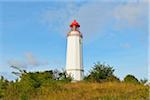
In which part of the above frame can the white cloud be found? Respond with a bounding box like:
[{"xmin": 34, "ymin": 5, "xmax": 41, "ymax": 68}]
[
  {"xmin": 25, "ymin": 52, "xmax": 39, "ymax": 66},
  {"xmin": 40, "ymin": 2, "xmax": 79, "ymax": 34},
  {"xmin": 8, "ymin": 52, "xmax": 49, "ymax": 68},
  {"xmin": 25, "ymin": 52, "xmax": 49, "ymax": 66},
  {"xmin": 40, "ymin": 2, "xmax": 112, "ymax": 42},
  {"xmin": 113, "ymin": 2, "xmax": 148, "ymax": 29},
  {"xmin": 40, "ymin": 1, "xmax": 148, "ymax": 43}
]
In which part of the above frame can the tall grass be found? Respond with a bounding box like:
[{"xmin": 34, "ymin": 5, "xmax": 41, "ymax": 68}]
[{"xmin": 3, "ymin": 82, "xmax": 149, "ymax": 100}]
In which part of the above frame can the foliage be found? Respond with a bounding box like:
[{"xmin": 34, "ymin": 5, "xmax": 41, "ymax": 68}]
[
  {"xmin": 124, "ymin": 74, "xmax": 140, "ymax": 84},
  {"xmin": 0, "ymin": 63, "xmax": 148, "ymax": 99},
  {"xmin": 0, "ymin": 76, "xmax": 9, "ymax": 98},
  {"xmin": 140, "ymin": 78, "xmax": 148, "ymax": 84},
  {"xmin": 10, "ymin": 65, "xmax": 26, "ymax": 77},
  {"xmin": 0, "ymin": 69, "xmax": 72, "ymax": 99},
  {"xmin": 58, "ymin": 71, "xmax": 72, "ymax": 82},
  {"xmin": 1, "ymin": 81, "xmax": 149, "ymax": 100},
  {"xmin": 106, "ymin": 75, "xmax": 120, "ymax": 82},
  {"xmin": 84, "ymin": 62, "xmax": 115, "ymax": 82}
]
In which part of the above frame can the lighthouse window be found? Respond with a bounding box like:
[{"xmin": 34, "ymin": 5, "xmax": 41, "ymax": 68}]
[{"xmin": 71, "ymin": 26, "xmax": 79, "ymax": 31}]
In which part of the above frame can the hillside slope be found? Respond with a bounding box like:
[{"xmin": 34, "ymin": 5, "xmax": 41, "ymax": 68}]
[{"xmin": 3, "ymin": 82, "xmax": 149, "ymax": 100}]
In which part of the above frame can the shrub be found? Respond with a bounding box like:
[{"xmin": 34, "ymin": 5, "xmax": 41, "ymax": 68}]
[
  {"xmin": 140, "ymin": 78, "xmax": 148, "ymax": 84},
  {"xmin": 124, "ymin": 74, "xmax": 139, "ymax": 84},
  {"xmin": 106, "ymin": 75, "xmax": 120, "ymax": 82},
  {"xmin": 58, "ymin": 71, "xmax": 72, "ymax": 82},
  {"xmin": 84, "ymin": 62, "xmax": 115, "ymax": 82}
]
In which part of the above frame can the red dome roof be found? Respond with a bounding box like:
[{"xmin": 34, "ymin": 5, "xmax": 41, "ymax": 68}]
[{"xmin": 70, "ymin": 20, "xmax": 80, "ymax": 27}]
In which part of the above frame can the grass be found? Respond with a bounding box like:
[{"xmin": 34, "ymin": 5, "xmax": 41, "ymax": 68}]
[{"xmin": 5, "ymin": 82, "xmax": 148, "ymax": 100}]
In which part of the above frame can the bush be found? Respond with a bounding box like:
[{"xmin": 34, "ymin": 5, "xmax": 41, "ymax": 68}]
[
  {"xmin": 140, "ymin": 78, "xmax": 148, "ymax": 84},
  {"xmin": 84, "ymin": 62, "xmax": 115, "ymax": 82},
  {"xmin": 106, "ymin": 75, "xmax": 120, "ymax": 82},
  {"xmin": 0, "ymin": 76, "xmax": 9, "ymax": 98},
  {"xmin": 58, "ymin": 71, "xmax": 72, "ymax": 82},
  {"xmin": 124, "ymin": 74, "xmax": 139, "ymax": 84},
  {"xmin": 0, "ymin": 67, "xmax": 148, "ymax": 99}
]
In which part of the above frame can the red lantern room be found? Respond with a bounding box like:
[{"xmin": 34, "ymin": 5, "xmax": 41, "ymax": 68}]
[
  {"xmin": 70, "ymin": 20, "xmax": 80, "ymax": 31},
  {"xmin": 68, "ymin": 20, "xmax": 82, "ymax": 38},
  {"xmin": 70, "ymin": 20, "xmax": 80, "ymax": 28}
]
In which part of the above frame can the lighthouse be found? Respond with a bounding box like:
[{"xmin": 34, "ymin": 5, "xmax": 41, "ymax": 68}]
[{"xmin": 66, "ymin": 20, "xmax": 84, "ymax": 81}]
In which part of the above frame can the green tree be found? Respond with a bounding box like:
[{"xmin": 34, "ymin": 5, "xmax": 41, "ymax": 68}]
[
  {"xmin": 10, "ymin": 65, "xmax": 26, "ymax": 77},
  {"xmin": 19, "ymin": 70, "xmax": 54, "ymax": 88},
  {"xmin": 84, "ymin": 62, "xmax": 115, "ymax": 82},
  {"xmin": 124, "ymin": 74, "xmax": 139, "ymax": 84},
  {"xmin": 0, "ymin": 76, "xmax": 9, "ymax": 98}
]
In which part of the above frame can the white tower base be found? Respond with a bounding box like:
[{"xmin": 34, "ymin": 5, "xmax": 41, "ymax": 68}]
[{"xmin": 66, "ymin": 33, "xmax": 83, "ymax": 81}]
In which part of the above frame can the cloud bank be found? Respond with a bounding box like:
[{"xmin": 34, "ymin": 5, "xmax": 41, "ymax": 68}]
[{"xmin": 40, "ymin": 1, "xmax": 148, "ymax": 43}]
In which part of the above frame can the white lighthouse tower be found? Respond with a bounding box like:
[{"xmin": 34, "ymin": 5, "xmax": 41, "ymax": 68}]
[{"xmin": 66, "ymin": 20, "xmax": 83, "ymax": 81}]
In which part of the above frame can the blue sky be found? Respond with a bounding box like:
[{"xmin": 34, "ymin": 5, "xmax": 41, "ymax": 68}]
[{"xmin": 0, "ymin": 0, "xmax": 149, "ymax": 80}]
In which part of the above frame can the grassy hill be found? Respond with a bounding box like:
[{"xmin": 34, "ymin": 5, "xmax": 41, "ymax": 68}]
[
  {"xmin": 34, "ymin": 82, "xmax": 149, "ymax": 100},
  {"xmin": 1, "ymin": 81, "xmax": 149, "ymax": 100},
  {"xmin": 1, "ymin": 63, "xmax": 149, "ymax": 100}
]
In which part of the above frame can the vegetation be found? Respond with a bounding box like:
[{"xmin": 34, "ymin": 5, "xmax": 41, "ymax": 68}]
[
  {"xmin": 124, "ymin": 74, "xmax": 140, "ymax": 84},
  {"xmin": 140, "ymin": 78, "xmax": 148, "ymax": 84},
  {"xmin": 84, "ymin": 62, "xmax": 119, "ymax": 82},
  {"xmin": 0, "ymin": 62, "xmax": 149, "ymax": 100}
]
